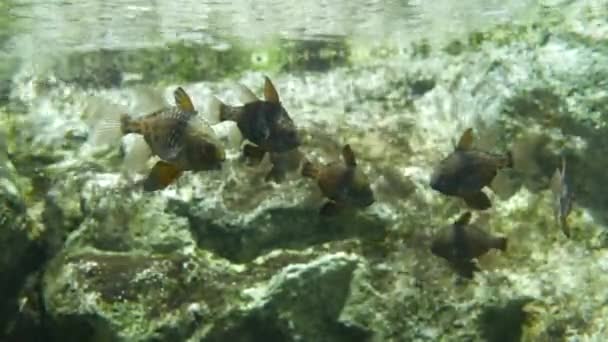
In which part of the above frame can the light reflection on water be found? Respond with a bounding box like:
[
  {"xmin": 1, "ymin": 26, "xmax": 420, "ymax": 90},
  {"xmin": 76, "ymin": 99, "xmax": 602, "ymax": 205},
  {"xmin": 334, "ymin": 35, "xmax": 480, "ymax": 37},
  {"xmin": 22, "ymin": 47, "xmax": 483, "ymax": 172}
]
[{"xmin": 2, "ymin": 0, "xmax": 538, "ymax": 55}]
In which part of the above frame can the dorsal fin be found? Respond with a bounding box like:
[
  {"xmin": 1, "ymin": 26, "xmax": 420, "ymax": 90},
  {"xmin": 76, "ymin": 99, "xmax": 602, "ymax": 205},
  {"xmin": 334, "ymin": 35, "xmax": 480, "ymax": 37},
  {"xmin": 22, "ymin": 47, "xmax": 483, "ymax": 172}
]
[
  {"xmin": 236, "ymin": 84, "xmax": 259, "ymax": 104},
  {"xmin": 174, "ymin": 87, "xmax": 195, "ymax": 112},
  {"xmin": 454, "ymin": 212, "xmax": 472, "ymax": 226},
  {"xmin": 342, "ymin": 144, "xmax": 357, "ymax": 167},
  {"xmin": 263, "ymin": 76, "xmax": 280, "ymax": 103},
  {"xmin": 456, "ymin": 128, "xmax": 474, "ymax": 150}
]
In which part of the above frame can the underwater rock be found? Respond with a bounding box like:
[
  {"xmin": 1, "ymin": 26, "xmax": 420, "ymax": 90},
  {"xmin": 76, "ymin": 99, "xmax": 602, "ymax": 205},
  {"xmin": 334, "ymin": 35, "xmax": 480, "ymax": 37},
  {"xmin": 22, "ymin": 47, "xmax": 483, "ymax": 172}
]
[
  {"xmin": 0, "ymin": 133, "xmax": 45, "ymax": 338},
  {"xmin": 204, "ymin": 252, "xmax": 364, "ymax": 342},
  {"xmin": 42, "ymin": 246, "xmax": 363, "ymax": 342},
  {"xmin": 42, "ymin": 249, "xmax": 239, "ymax": 342}
]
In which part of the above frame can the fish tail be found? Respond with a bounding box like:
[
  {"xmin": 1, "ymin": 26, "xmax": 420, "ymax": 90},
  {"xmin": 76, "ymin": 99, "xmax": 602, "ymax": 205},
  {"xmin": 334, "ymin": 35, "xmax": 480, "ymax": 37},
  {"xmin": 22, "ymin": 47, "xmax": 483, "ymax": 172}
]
[
  {"xmin": 301, "ymin": 160, "xmax": 319, "ymax": 179},
  {"xmin": 207, "ymin": 96, "xmax": 233, "ymax": 123},
  {"xmin": 91, "ymin": 112, "xmax": 130, "ymax": 146},
  {"xmin": 463, "ymin": 191, "xmax": 492, "ymax": 210},
  {"xmin": 120, "ymin": 114, "xmax": 135, "ymax": 134},
  {"xmin": 494, "ymin": 236, "xmax": 508, "ymax": 251},
  {"xmin": 122, "ymin": 135, "xmax": 152, "ymax": 175}
]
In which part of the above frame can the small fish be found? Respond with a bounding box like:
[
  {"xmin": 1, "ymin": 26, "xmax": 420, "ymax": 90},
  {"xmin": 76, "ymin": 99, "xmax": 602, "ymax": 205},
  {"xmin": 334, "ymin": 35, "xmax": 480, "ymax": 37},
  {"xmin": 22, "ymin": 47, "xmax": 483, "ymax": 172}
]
[
  {"xmin": 431, "ymin": 212, "xmax": 507, "ymax": 278},
  {"xmin": 302, "ymin": 144, "xmax": 374, "ymax": 215},
  {"xmin": 92, "ymin": 87, "xmax": 225, "ymax": 191},
  {"xmin": 208, "ymin": 76, "xmax": 300, "ymax": 162},
  {"xmin": 550, "ymin": 156, "xmax": 574, "ymax": 237},
  {"xmin": 430, "ymin": 128, "xmax": 513, "ymax": 210}
]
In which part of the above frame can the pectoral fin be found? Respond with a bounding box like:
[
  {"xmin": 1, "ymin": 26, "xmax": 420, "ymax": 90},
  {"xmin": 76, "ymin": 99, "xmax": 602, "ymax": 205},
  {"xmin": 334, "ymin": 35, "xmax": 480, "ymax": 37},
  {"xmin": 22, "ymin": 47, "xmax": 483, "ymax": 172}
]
[
  {"xmin": 242, "ymin": 143, "xmax": 266, "ymax": 166},
  {"xmin": 454, "ymin": 212, "xmax": 472, "ymax": 226},
  {"xmin": 143, "ymin": 161, "xmax": 183, "ymax": 191},
  {"xmin": 462, "ymin": 191, "xmax": 491, "ymax": 210}
]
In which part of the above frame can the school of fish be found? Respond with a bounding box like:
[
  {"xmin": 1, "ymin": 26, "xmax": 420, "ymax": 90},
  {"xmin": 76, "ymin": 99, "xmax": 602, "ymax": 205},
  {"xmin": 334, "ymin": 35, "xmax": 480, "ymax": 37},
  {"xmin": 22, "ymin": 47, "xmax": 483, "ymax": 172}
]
[{"xmin": 90, "ymin": 75, "xmax": 575, "ymax": 278}]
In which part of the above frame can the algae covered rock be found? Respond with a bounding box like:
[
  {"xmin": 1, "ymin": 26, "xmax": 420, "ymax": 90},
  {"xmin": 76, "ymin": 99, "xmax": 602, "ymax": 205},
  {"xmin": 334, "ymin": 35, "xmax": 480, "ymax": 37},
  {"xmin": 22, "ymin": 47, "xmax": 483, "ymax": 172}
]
[
  {"xmin": 0, "ymin": 127, "xmax": 45, "ymax": 337},
  {"xmin": 42, "ymin": 248, "xmax": 243, "ymax": 342},
  {"xmin": 42, "ymin": 247, "xmax": 364, "ymax": 342}
]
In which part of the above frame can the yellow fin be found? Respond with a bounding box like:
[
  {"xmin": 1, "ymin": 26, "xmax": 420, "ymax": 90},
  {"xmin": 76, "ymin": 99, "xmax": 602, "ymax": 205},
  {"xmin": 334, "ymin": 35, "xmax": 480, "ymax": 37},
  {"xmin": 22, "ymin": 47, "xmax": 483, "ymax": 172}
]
[
  {"xmin": 263, "ymin": 76, "xmax": 280, "ymax": 103},
  {"xmin": 174, "ymin": 87, "xmax": 195, "ymax": 112},
  {"xmin": 143, "ymin": 160, "xmax": 183, "ymax": 191},
  {"xmin": 456, "ymin": 128, "xmax": 474, "ymax": 150}
]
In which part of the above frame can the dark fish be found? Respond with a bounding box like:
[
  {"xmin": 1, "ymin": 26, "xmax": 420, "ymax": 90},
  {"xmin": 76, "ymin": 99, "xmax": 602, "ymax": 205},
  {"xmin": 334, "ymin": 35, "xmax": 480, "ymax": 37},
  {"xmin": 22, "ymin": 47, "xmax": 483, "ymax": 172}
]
[
  {"xmin": 430, "ymin": 128, "xmax": 513, "ymax": 210},
  {"xmin": 92, "ymin": 87, "xmax": 225, "ymax": 191},
  {"xmin": 302, "ymin": 144, "xmax": 374, "ymax": 215},
  {"xmin": 209, "ymin": 76, "xmax": 300, "ymax": 160},
  {"xmin": 431, "ymin": 212, "xmax": 507, "ymax": 278},
  {"xmin": 550, "ymin": 156, "xmax": 574, "ymax": 237}
]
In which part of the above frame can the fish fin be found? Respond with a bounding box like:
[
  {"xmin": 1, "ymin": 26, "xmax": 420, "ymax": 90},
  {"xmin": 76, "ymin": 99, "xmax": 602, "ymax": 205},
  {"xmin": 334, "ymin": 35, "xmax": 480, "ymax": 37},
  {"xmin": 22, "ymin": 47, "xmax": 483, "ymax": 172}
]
[
  {"xmin": 206, "ymin": 96, "xmax": 225, "ymax": 124},
  {"xmin": 242, "ymin": 143, "xmax": 266, "ymax": 166},
  {"xmin": 122, "ymin": 136, "xmax": 152, "ymax": 174},
  {"xmin": 174, "ymin": 87, "xmax": 195, "ymax": 112},
  {"xmin": 456, "ymin": 128, "xmax": 474, "ymax": 150},
  {"xmin": 550, "ymin": 167, "xmax": 562, "ymax": 195},
  {"xmin": 452, "ymin": 259, "xmax": 479, "ymax": 279},
  {"xmin": 215, "ymin": 122, "xmax": 244, "ymax": 149},
  {"xmin": 454, "ymin": 211, "xmax": 472, "ymax": 226},
  {"xmin": 320, "ymin": 201, "xmax": 341, "ymax": 216},
  {"xmin": 186, "ymin": 115, "xmax": 220, "ymax": 142},
  {"xmin": 301, "ymin": 160, "xmax": 319, "ymax": 179},
  {"xmin": 560, "ymin": 221, "xmax": 571, "ymax": 238},
  {"xmin": 91, "ymin": 113, "xmax": 130, "ymax": 146},
  {"xmin": 493, "ymin": 236, "xmax": 508, "ymax": 251},
  {"xmin": 342, "ymin": 144, "xmax": 357, "ymax": 167},
  {"xmin": 463, "ymin": 191, "xmax": 491, "ymax": 210},
  {"xmin": 236, "ymin": 84, "xmax": 259, "ymax": 104},
  {"xmin": 263, "ymin": 76, "xmax": 280, "ymax": 103},
  {"xmin": 489, "ymin": 171, "xmax": 517, "ymax": 199},
  {"xmin": 143, "ymin": 160, "xmax": 183, "ymax": 191},
  {"xmin": 498, "ymin": 151, "xmax": 514, "ymax": 169},
  {"xmin": 265, "ymin": 166, "xmax": 286, "ymax": 183},
  {"xmin": 510, "ymin": 133, "xmax": 544, "ymax": 175}
]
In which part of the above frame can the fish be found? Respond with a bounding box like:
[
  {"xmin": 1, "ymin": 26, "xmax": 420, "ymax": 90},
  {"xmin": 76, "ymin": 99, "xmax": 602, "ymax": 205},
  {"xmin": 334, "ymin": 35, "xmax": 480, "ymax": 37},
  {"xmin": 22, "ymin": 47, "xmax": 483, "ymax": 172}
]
[
  {"xmin": 301, "ymin": 144, "xmax": 375, "ymax": 215},
  {"xmin": 91, "ymin": 87, "xmax": 225, "ymax": 191},
  {"xmin": 550, "ymin": 156, "xmax": 574, "ymax": 237},
  {"xmin": 429, "ymin": 128, "xmax": 513, "ymax": 210},
  {"xmin": 431, "ymin": 211, "xmax": 507, "ymax": 278},
  {"xmin": 208, "ymin": 76, "xmax": 301, "ymax": 164}
]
